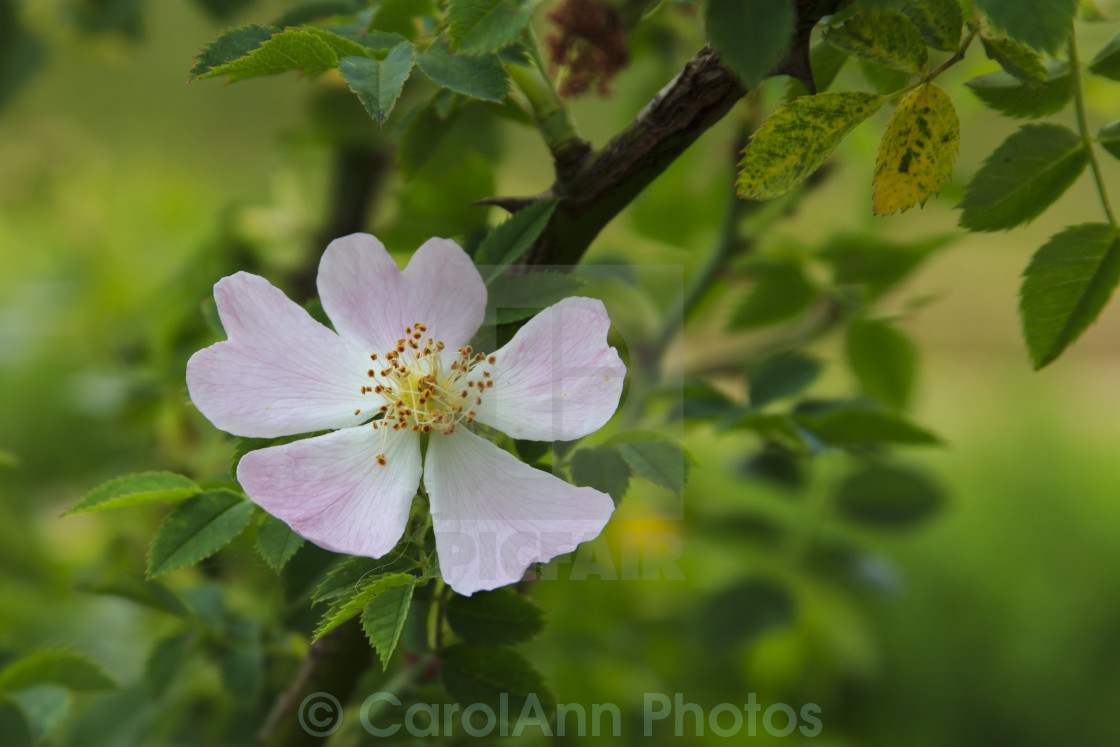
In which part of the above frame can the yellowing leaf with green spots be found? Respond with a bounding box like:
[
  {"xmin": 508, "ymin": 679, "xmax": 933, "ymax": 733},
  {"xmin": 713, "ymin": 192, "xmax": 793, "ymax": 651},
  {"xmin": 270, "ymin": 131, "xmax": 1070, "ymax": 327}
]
[
  {"xmin": 873, "ymin": 83, "xmax": 959, "ymax": 215},
  {"xmin": 737, "ymin": 91, "xmax": 883, "ymax": 201}
]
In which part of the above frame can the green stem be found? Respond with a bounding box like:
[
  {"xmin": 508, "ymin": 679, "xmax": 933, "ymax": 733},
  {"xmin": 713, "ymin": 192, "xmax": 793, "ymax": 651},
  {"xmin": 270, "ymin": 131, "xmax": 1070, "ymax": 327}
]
[
  {"xmin": 923, "ymin": 24, "xmax": 978, "ymax": 84},
  {"xmin": 505, "ymin": 29, "xmax": 584, "ymax": 157},
  {"xmin": 1070, "ymin": 28, "xmax": 1119, "ymax": 228}
]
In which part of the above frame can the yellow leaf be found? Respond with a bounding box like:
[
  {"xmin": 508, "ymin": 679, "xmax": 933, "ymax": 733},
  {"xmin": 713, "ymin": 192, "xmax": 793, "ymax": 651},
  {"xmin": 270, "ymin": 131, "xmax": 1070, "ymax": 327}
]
[{"xmin": 873, "ymin": 83, "xmax": 959, "ymax": 215}]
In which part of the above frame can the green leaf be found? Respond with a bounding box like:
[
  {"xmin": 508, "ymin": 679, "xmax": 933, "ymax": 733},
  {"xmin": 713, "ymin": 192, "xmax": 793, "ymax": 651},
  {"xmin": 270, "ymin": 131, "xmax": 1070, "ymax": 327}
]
[
  {"xmin": 706, "ymin": 0, "xmax": 795, "ymax": 88},
  {"xmin": 703, "ymin": 578, "xmax": 795, "ymax": 649},
  {"xmin": 441, "ymin": 644, "xmax": 555, "ymax": 717},
  {"xmin": 728, "ymin": 262, "xmax": 816, "ymax": 330},
  {"xmin": 146, "ymin": 490, "xmax": 254, "ymax": 578},
  {"xmin": 1097, "ymin": 119, "xmax": 1120, "ymax": 160},
  {"xmin": 1020, "ymin": 224, "xmax": 1120, "ymax": 368},
  {"xmin": 0, "ymin": 699, "xmax": 34, "ymax": 747},
  {"xmin": 360, "ymin": 578, "xmax": 416, "ymax": 668},
  {"xmin": 795, "ymin": 407, "xmax": 940, "ymax": 447},
  {"xmin": 394, "ymin": 95, "xmax": 464, "ymax": 178},
  {"xmin": 83, "ymin": 576, "xmax": 192, "ymax": 618},
  {"xmin": 957, "ymin": 124, "xmax": 1088, "ymax": 232},
  {"xmin": 144, "ymin": 633, "xmax": 191, "ymax": 699},
  {"xmin": 1090, "ymin": 30, "xmax": 1120, "ymax": 80},
  {"xmin": 3, "ymin": 686, "xmax": 69, "ymax": 743},
  {"xmin": 873, "ymin": 82, "xmax": 959, "ymax": 215},
  {"xmin": 416, "ymin": 39, "xmax": 509, "ymax": 101},
  {"xmin": 900, "ymin": 0, "xmax": 963, "ymax": 51},
  {"xmin": 473, "ymin": 199, "xmax": 559, "ymax": 282},
  {"xmin": 339, "ymin": 42, "xmax": 415, "ymax": 126},
  {"xmin": 825, "ymin": 11, "xmax": 928, "ymax": 74},
  {"xmin": 847, "ymin": 319, "xmax": 916, "ymax": 409},
  {"xmin": 446, "ymin": 0, "xmax": 539, "ymax": 55},
  {"xmin": 368, "ymin": 0, "xmax": 436, "ymax": 37},
  {"xmin": 313, "ymin": 573, "xmax": 415, "ymax": 642},
  {"xmin": 486, "ymin": 272, "xmax": 584, "ymax": 324},
  {"xmin": 314, "ymin": 556, "xmax": 384, "ymax": 603},
  {"xmin": 197, "ymin": 27, "xmax": 370, "ymax": 82},
  {"xmin": 821, "ymin": 232, "xmax": 951, "ymax": 302},
  {"xmin": 965, "ymin": 61, "xmax": 1072, "ymax": 118},
  {"xmin": 858, "ymin": 58, "xmax": 913, "ymax": 94},
  {"xmin": 446, "ymin": 588, "xmax": 544, "ymax": 646},
  {"xmin": 835, "ymin": 463, "xmax": 944, "ymax": 528},
  {"xmin": 569, "ymin": 447, "xmax": 631, "ymax": 504},
  {"xmin": 737, "ymin": 91, "xmax": 883, "ymax": 200},
  {"xmin": 981, "ymin": 35, "xmax": 1048, "ymax": 86},
  {"xmin": 65, "ymin": 472, "xmax": 200, "ymax": 516},
  {"xmin": 0, "ymin": 651, "xmax": 116, "ymax": 692},
  {"xmin": 973, "ymin": 0, "xmax": 1077, "ymax": 53},
  {"xmin": 189, "ymin": 24, "xmax": 278, "ymax": 79},
  {"xmin": 749, "ymin": 352, "xmax": 823, "ymax": 407},
  {"xmin": 616, "ymin": 439, "xmax": 689, "ymax": 495},
  {"xmin": 255, "ymin": 515, "xmax": 304, "ymax": 572},
  {"xmin": 720, "ymin": 411, "xmax": 807, "ymax": 451}
]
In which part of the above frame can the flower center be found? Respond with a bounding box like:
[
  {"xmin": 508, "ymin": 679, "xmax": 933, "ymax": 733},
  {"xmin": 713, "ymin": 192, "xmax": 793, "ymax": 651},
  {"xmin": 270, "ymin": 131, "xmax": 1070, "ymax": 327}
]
[{"xmin": 355, "ymin": 323, "xmax": 495, "ymax": 462}]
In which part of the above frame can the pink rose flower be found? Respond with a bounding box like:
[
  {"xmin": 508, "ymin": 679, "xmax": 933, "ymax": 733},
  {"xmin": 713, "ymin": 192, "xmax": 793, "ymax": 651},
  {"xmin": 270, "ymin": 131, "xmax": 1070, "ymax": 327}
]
[{"xmin": 186, "ymin": 234, "xmax": 625, "ymax": 595}]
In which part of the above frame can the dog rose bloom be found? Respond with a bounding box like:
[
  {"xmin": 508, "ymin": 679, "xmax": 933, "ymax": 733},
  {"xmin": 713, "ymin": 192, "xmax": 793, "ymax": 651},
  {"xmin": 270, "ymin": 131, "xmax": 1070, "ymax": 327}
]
[{"xmin": 186, "ymin": 234, "xmax": 625, "ymax": 595}]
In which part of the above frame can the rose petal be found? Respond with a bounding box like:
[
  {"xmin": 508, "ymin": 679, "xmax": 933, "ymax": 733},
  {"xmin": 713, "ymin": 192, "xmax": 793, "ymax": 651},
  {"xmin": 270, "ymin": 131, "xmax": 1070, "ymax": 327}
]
[
  {"xmin": 317, "ymin": 234, "xmax": 487, "ymax": 353},
  {"xmin": 238, "ymin": 425, "xmax": 421, "ymax": 558},
  {"xmin": 473, "ymin": 297, "xmax": 626, "ymax": 441},
  {"xmin": 186, "ymin": 272, "xmax": 379, "ymax": 438},
  {"xmin": 424, "ymin": 428, "xmax": 614, "ymax": 595}
]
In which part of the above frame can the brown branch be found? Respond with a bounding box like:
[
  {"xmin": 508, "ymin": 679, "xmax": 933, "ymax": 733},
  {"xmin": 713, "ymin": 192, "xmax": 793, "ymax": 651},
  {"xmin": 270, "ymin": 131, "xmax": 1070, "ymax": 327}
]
[{"xmin": 520, "ymin": 0, "xmax": 851, "ymax": 267}]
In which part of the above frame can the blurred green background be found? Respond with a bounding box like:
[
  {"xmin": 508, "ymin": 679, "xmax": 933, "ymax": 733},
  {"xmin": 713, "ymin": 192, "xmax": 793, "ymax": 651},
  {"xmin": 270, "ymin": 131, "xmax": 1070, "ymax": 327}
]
[{"xmin": 3, "ymin": 1, "xmax": 1120, "ymax": 745}]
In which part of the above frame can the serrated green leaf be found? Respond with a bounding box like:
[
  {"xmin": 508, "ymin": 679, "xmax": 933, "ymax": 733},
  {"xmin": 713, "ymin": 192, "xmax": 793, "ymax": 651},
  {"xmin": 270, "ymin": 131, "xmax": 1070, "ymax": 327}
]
[
  {"xmin": 198, "ymin": 27, "xmax": 370, "ymax": 83},
  {"xmin": 486, "ymin": 272, "xmax": 584, "ymax": 324},
  {"xmin": 147, "ymin": 490, "xmax": 254, "ymax": 578},
  {"xmin": 569, "ymin": 447, "xmax": 631, "ymax": 504},
  {"xmin": 1090, "ymin": 30, "xmax": 1120, "ymax": 80},
  {"xmin": 255, "ymin": 515, "xmax": 304, "ymax": 572},
  {"xmin": 1020, "ymin": 224, "xmax": 1120, "ymax": 368},
  {"xmin": 313, "ymin": 556, "xmax": 386, "ymax": 603},
  {"xmin": 1097, "ymin": 119, "xmax": 1120, "ymax": 160},
  {"xmin": 446, "ymin": 588, "xmax": 544, "ymax": 646},
  {"xmin": 706, "ymin": 0, "xmax": 795, "ymax": 88},
  {"xmin": 973, "ymin": 0, "xmax": 1077, "ymax": 53},
  {"xmin": 3, "ymin": 685, "xmax": 69, "ymax": 743},
  {"xmin": 728, "ymin": 262, "xmax": 816, "ymax": 330},
  {"xmin": 339, "ymin": 42, "xmax": 415, "ymax": 126},
  {"xmin": 749, "ymin": 352, "xmax": 823, "ymax": 407},
  {"xmin": 144, "ymin": 633, "xmax": 191, "ymax": 699},
  {"xmin": 835, "ymin": 463, "xmax": 944, "ymax": 528},
  {"xmin": 65, "ymin": 472, "xmax": 200, "ymax": 516},
  {"xmin": 83, "ymin": 576, "xmax": 192, "ymax": 618},
  {"xmin": 965, "ymin": 61, "xmax": 1072, "ymax": 118},
  {"xmin": 847, "ymin": 319, "xmax": 916, "ymax": 409},
  {"xmin": 873, "ymin": 82, "xmax": 959, "ymax": 215},
  {"xmin": 616, "ymin": 439, "xmax": 689, "ymax": 495},
  {"xmin": 447, "ymin": 0, "xmax": 539, "ymax": 55},
  {"xmin": 313, "ymin": 573, "xmax": 415, "ymax": 642},
  {"xmin": 820, "ymin": 232, "xmax": 951, "ymax": 302},
  {"xmin": 360, "ymin": 578, "xmax": 416, "ymax": 668},
  {"xmin": 416, "ymin": 38, "xmax": 509, "ymax": 101},
  {"xmin": 737, "ymin": 91, "xmax": 883, "ymax": 200},
  {"xmin": 900, "ymin": 0, "xmax": 963, "ymax": 51},
  {"xmin": 795, "ymin": 408, "xmax": 940, "ymax": 446},
  {"xmin": 189, "ymin": 24, "xmax": 278, "ymax": 79},
  {"xmin": 958, "ymin": 124, "xmax": 1088, "ymax": 232},
  {"xmin": 474, "ymin": 200, "xmax": 559, "ymax": 282},
  {"xmin": 441, "ymin": 644, "xmax": 555, "ymax": 717},
  {"xmin": 981, "ymin": 35, "xmax": 1048, "ymax": 86},
  {"xmin": 825, "ymin": 11, "xmax": 928, "ymax": 74},
  {"xmin": 0, "ymin": 651, "xmax": 116, "ymax": 692}
]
